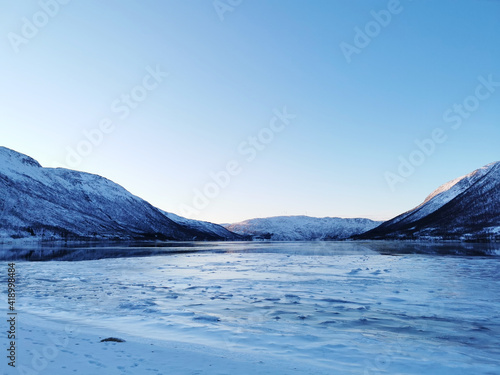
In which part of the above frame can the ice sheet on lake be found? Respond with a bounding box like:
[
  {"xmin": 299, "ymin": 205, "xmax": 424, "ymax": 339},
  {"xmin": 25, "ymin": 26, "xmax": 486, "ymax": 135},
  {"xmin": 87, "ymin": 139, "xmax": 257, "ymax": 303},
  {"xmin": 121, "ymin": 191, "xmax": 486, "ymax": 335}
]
[{"xmin": 3, "ymin": 242, "xmax": 500, "ymax": 374}]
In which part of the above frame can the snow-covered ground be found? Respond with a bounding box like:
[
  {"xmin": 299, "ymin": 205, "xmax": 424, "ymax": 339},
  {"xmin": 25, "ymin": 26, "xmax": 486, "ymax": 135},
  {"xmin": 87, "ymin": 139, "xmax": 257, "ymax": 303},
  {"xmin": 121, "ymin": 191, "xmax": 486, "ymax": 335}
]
[{"xmin": 2, "ymin": 242, "xmax": 500, "ymax": 374}]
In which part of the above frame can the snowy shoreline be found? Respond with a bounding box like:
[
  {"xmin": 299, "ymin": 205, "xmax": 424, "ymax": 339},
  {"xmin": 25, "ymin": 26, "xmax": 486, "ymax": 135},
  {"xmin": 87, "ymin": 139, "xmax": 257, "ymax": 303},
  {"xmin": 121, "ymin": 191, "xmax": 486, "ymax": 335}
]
[{"xmin": 13, "ymin": 312, "xmax": 334, "ymax": 375}]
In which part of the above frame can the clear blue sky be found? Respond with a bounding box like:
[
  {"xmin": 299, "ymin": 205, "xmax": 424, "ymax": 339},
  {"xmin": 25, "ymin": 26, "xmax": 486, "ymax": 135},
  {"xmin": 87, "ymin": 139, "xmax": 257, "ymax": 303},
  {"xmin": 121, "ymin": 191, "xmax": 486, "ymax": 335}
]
[{"xmin": 1, "ymin": 0, "xmax": 499, "ymax": 223}]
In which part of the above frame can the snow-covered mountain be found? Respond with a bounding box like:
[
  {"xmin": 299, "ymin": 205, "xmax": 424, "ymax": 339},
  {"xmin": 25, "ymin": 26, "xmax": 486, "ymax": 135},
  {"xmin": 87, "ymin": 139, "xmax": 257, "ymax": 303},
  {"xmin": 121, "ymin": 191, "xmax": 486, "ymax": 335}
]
[
  {"xmin": 4, "ymin": 146, "xmax": 497, "ymax": 243},
  {"xmin": 223, "ymin": 216, "xmax": 382, "ymax": 241},
  {"xmin": 358, "ymin": 161, "xmax": 500, "ymax": 241},
  {"xmin": 0, "ymin": 147, "xmax": 240, "ymax": 241}
]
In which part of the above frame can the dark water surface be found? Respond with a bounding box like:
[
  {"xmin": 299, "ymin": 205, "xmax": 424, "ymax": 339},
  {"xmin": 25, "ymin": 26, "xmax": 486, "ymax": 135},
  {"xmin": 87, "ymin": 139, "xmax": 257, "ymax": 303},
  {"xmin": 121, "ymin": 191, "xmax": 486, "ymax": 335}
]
[{"xmin": 0, "ymin": 240, "xmax": 499, "ymax": 261}]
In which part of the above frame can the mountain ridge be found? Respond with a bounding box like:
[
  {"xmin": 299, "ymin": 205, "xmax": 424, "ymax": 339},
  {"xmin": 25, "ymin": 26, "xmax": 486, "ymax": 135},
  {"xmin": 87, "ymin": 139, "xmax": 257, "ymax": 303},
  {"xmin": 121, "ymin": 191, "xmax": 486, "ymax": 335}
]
[
  {"xmin": 0, "ymin": 147, "xmax": 240, "ymax": 241},
  {"xmin": 2, "ymin": 146, "xmax": 498, "ymax": 242},
  {"xmin": 357, "ymin": 161, "xmax": 500, "ymax": 241}
]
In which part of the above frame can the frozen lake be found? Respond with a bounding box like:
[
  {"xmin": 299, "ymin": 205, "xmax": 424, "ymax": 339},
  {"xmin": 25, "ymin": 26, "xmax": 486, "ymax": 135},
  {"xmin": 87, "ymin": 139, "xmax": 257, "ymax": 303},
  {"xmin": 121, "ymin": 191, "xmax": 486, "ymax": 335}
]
[{"xmin": 1, "ymin": 241, "xmax": 500, "ymax": 374}]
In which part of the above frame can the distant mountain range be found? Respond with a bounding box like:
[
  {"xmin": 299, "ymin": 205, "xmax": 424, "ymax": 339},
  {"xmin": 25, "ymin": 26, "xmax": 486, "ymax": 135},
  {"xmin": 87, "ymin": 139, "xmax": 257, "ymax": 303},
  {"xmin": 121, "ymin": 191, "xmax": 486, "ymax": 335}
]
[
  {"xmin": 1, "ymin": 147, "xmax": 498, "ymax": 242},
  {"xmin": 357, "ymin": 161, "xmax": 500, "ymax": 241},
  {"xmin": 223, "ymin": 216, "xmax": 382, "ymax": 241},
  {"xmin": 0, "ymin": 147, "xmax": 239, "ymax": 241}
]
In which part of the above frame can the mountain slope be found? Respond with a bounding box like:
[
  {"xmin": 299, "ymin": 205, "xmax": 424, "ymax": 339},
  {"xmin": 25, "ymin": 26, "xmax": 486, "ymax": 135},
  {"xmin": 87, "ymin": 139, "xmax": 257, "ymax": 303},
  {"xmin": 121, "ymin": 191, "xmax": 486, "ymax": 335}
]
[
  {"xmin": 0, "ymin": 147, "xmax": 239, "ymax": 241},
  {"xmin": 224, "ymin": 216, "xmax": 382, "ymax": 241},
  {"xmin": 161, "ymin": 211, "xmax": 239, "ymax": 240},
  {"xmin": 358, "ymin": 161, "xmax": 500, "ymax": 240}
]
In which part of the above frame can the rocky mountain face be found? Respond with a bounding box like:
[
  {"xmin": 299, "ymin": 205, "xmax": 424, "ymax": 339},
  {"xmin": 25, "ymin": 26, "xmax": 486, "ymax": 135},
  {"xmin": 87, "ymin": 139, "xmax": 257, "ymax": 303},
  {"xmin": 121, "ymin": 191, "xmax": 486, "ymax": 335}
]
[
  {"xmin": 358, "ymin": 161, "xmax": 500, "ymax": 241},
  {"xmin": 0, "ymin": 147, "xmax": 240, "ymax": 241},
  {"xmin": 223, "ymin": 216, "xmax": 382, "ymax": 241}
]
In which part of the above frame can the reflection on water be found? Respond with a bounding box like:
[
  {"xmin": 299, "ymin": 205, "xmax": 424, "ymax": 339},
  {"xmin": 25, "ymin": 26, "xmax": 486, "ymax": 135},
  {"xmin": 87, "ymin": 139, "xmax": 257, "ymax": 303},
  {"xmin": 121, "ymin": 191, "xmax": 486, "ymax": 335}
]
[{"xmin": 0, "ymin": 240, "xmax": 499, "ymax": 261}]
